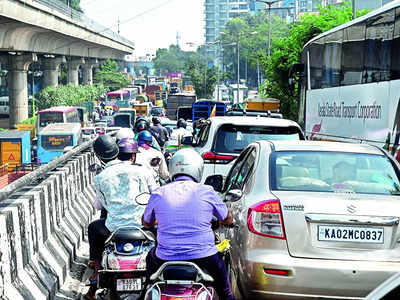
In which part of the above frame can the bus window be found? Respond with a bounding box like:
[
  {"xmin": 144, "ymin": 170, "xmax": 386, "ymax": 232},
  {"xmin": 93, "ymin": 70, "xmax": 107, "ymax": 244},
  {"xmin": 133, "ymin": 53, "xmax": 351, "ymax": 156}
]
[
  {"xmin": 66, "ymin": 110, "xmax": 79, "ymax": 123},
  {"xmin": 341, "ymin": 22, "xmax": 366, "ymax": 86},
  {"xmin": 39, "ymin": 112, "xmax": 64, "ymax": 127},
  {"xmin": 123, "ymin": 93, "xmax": 130, "ymax": 101},
  {"xmin": 363, "ymin": 9, "xmax": 395, "ymax": 84},
  {"xmin": 322, "ymin": 30, "xmax": 342, "ymax": 88},
  {"xmin": 309, "ymin": 38, "xmax": 324, "ymax": 89},
  {"xmin": 391, "ymin": 7, "xmax": 400, "ymax": 80}
]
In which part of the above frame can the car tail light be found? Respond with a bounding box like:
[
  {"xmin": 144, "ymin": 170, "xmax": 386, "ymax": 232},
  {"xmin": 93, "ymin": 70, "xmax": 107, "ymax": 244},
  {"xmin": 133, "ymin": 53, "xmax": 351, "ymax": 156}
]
[
  {"xmin": 202, "ymin": 151, "xmax": 235, "ymax": 164},
  {"xmin": 247, "ymin": 200, "xmax": 286, "ymax": 239},
  {"xmin": 264, "ymin": 268, "xmax": 289, "ymax": 276}
]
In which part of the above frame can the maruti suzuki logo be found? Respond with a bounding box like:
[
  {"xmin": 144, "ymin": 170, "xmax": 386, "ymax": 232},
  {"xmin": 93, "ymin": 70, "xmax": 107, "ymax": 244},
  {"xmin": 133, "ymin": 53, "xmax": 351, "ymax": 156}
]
[{"xmin": 347, "ymin": 204, "xmax": 356, "ymax": 214}]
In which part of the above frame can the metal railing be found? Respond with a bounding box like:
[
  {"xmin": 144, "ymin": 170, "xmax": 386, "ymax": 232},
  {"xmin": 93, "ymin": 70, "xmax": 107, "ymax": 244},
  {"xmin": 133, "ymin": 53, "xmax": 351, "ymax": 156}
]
[
  {"xmin": 0, "ymin": 164, "xmax": 8, "ymax": 177},
  {"xmin": 31, "ymin": 0, "xmax": 134, "ymax": 49}
]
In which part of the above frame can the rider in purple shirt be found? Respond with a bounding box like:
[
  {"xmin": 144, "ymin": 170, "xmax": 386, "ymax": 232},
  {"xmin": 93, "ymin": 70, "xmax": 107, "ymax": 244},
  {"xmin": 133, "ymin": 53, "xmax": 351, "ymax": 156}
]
[{"xmin": 142, "ymin": 148, "xmax": 235, "ymax": 300}]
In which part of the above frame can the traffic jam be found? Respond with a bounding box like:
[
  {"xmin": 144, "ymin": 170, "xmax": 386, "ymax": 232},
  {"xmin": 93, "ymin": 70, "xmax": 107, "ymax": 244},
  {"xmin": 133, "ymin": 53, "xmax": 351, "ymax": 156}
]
[
  {"xmin": 2, "ymin": 2, "xmax": 400, "ymax": 299},
  {"xmin": 1, "ymin": 76, "xmax": 398, "ymax": 299},
  {"xmin": 25, "ymin": 72, "xmax": 394, "ymax": 299}
]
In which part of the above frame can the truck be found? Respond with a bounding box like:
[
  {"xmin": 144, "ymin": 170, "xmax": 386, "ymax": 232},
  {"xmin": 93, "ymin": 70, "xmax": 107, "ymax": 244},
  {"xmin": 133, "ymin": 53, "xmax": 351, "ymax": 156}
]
[
  {"xmin": 166, "ymin": 93, "xmax": 197, "ymax": 120},
  {"xmin": 192, "ymin": 100, "xmax": 227, "ymax": 122},
  {"xmin": 145, "ymin": 85, "xmax": 162, "ymax": 103}
]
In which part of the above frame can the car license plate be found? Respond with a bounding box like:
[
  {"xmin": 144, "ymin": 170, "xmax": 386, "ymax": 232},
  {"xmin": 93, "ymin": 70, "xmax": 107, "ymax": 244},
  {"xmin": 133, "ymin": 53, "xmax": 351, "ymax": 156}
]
[
  {"xmin": 318, "ymin": 225, "xmax": 384, "ymax": 244},
  {"xmin": 116, "ymin": 278, "xmax": 141, "ymax": 291}
]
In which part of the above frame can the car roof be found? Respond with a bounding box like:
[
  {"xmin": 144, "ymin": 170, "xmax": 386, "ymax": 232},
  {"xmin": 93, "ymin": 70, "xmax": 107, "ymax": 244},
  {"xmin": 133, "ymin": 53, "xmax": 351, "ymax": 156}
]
[
  {"xmin": 258, "ymin": 140, "xmax": 385, "ymax": 155},
  {"xmin": 208, "ymin": 116, "xmax": 301, "ymax": 128}
]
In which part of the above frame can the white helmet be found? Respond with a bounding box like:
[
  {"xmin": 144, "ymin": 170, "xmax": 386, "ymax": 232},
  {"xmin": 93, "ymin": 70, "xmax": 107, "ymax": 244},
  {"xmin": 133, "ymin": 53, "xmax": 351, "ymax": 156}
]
[
  {"xmin": 170, "ymin": 148, "xmax": 204, "ymax": 183},
  {"xmin": 115, "ymin": 128, "xmax": 135, "ymax": 142}
]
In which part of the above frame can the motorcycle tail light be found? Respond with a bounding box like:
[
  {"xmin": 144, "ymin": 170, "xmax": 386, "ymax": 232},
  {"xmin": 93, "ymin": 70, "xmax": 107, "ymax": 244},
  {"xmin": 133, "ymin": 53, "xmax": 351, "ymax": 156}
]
[
  {"xmin": 247, "ymin": 199, "xmax": 286, "ymax": 239},
  {"xmin": 137, "ymin": 253, "xmax": 147, "ymax": 270},
  {"xmin": 108, "ymin": 254, "xmax": 120, "ymax": 270}
]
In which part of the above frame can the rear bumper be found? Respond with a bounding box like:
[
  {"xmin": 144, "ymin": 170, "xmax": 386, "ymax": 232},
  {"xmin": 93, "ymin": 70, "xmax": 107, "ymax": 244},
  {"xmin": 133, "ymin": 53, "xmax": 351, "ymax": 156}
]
[{"xmin": 240, "ymin": 251, "xmax": 400, "ymax": 300}]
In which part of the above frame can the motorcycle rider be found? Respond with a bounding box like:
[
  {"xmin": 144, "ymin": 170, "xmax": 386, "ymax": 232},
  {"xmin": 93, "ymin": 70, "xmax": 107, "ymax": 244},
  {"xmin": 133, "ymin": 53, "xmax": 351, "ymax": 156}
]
[
  {"xmin": 115, "ymin": 127, "xmax": 135, "ymax": 142},
  {"xmin": 170, "ymin": 118, "xmax": 192, "ymax": 141},
  {"xmin": 136, "ymin": 130, "xmax": 169, "ymax": 184},
  {"xmin": 85, "ymin": 137, "xmax": 157, "ymax": 300},
  {"xmin": 135, "ymin": 117, "xmax": 162, "ymax": 151},
  {"xmin": 142, "ymin": 148, "xmax": 235, "ymax": 300},
  {"xmin": 150, "ymin": 116, "xmax": 169, "ymax": 148}
]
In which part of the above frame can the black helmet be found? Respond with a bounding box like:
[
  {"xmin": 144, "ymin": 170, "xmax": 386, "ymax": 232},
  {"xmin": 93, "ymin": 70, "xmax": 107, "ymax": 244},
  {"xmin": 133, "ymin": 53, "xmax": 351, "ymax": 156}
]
[
  {"xmin": 135, "ymin": 120, "xmax": 148, "ymax": 132},
  {"xmin": 93, "ymin": 135, "xmax": 119, "ymax": 162},
  {"xmin": 152, "ymin": 116, "xmax": 161, "ymax": 125},
  {"xmin": 135, "ymin": 116, "xmax": 150, "ymax": 127},
  {"xmin": 177, "ymin": 118, "xmax": 187, "ymax": 129}
]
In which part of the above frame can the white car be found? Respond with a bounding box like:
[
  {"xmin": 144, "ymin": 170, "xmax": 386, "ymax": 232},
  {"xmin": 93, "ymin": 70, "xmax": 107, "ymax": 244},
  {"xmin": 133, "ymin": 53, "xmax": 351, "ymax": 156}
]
[
  {"xmin": 82, "ymin": 127, "xmax": 97, "ymax": 139},
  {"xmin": 194, "ymin": 116, "xmax": 304, "ymax": 182}
]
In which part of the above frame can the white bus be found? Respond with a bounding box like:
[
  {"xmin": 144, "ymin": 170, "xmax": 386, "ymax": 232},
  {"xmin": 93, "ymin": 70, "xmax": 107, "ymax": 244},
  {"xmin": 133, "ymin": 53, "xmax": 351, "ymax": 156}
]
[
  {"xmin": 296, "ymin": 1, "xmax": 400, "ymax": 157},
  {"xmin": 0, "ymin": 96, "xmax": 34, "ymax": 116}
]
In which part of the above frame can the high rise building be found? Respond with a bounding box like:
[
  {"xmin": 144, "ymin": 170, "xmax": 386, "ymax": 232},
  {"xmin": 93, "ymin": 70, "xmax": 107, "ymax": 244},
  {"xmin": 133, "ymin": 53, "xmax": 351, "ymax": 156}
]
[
  {"xmin": 205, "ymin": 0, "xmax": 252, "ymax": 66},
  {"xmin": 204, "ymin": 0, "xmax": 228, "ymax": 63}
]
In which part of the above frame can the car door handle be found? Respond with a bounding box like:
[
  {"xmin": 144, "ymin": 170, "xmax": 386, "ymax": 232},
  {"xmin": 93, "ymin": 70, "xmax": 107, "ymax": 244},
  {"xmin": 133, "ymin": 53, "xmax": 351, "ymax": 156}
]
[{"xmin": 305, "ymin": 214, "xmax": 399, "ymax": 226}]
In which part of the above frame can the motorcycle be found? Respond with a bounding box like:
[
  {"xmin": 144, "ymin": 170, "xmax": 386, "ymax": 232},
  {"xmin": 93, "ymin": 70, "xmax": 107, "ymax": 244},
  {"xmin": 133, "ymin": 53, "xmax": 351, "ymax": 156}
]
[
  {"xmin": 141, "ymin": 217, "xmax": 232, "ymax": 300},
  {"xmin": 96, "ymin": 226, "xmax": 156, "ymax": 300}
]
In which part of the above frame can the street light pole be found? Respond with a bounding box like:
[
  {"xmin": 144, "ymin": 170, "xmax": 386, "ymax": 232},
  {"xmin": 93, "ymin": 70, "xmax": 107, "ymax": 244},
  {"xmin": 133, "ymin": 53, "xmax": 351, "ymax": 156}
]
[
  {"xmin": 257, "ymin": 0, "xmax": 280, "ymax": 57},
  {"xmin": 237, "ymin": 36, "xmax": 240, "ymax": 104}
]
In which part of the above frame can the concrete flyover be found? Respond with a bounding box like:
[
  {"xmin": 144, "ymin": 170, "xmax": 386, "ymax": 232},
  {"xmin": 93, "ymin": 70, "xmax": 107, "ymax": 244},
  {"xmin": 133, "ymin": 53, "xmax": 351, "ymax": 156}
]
[{"xmin": 0, "ymin": 0, "xmax": 135, "ymax": 128}]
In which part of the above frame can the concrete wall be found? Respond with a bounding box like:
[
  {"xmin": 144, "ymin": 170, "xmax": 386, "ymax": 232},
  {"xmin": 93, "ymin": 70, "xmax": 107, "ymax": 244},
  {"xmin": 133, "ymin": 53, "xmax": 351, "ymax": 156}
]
[{"xmin": 0, "ymin": 149, "xmax": 96, "ymax": 299}]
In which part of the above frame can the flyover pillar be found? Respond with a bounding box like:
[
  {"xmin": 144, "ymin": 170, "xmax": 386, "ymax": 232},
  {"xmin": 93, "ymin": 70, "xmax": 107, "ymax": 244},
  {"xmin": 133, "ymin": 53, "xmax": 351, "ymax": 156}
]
[
  {"xmin": 8, "ymin": 53, "xmax": 37, "ymax": 129},
  {"xmin": 117, "ymin": 60, "xmax": 127, "ymax": 73},
  {"xmin": 82, "ymin": 58, "xmax": 98, "ymax": 85},
  {"xmin": 67, "ymin": 57, "xmax": 85, "ymax": 86},
  {"xmin": 42, "ymin": 56, "xmax": 66, "ymax": 88}
]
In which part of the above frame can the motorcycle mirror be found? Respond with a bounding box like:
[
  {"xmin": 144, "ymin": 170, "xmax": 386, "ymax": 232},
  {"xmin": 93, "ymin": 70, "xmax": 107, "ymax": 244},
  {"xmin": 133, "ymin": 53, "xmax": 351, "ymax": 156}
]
[
  {"xmin": 135, "ymin": 192, "xmax": 151, "ymax": 205},
  {"xmin": 150, "ymin": 157, "xmax": 161, "ymax": 167}
]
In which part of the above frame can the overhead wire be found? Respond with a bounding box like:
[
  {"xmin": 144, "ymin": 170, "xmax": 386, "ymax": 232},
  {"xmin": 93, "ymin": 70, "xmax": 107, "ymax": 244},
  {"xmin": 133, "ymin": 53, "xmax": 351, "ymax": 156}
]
[{"xmin": 46, "ymin": 0, "xmax": 180, "ymax": 55}]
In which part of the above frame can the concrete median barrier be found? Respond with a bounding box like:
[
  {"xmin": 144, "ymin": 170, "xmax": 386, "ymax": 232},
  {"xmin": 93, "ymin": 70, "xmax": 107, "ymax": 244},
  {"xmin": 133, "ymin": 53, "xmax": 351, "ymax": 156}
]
[{"xmin": 0, "ymin": 146, "xmax": 97, "ymax": 299}]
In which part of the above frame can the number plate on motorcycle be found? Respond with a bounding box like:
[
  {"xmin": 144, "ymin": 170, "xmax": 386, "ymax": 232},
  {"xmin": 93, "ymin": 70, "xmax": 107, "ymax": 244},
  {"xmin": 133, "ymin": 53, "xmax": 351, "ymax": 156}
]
[{"xmin": 116, "ymin": 278, "xmax": 141, "ymax": 291}]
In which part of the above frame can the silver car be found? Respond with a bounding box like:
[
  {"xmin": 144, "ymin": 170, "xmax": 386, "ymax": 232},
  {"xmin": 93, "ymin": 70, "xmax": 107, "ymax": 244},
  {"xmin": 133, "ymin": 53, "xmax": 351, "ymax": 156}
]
[{"xmin": 206, "ymin": 140, "xmax": 400, "ymax": 299}]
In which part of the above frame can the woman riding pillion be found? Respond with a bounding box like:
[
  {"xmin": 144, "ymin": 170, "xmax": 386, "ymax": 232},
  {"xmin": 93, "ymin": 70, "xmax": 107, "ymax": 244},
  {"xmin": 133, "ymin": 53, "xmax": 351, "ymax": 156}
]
[
  {"xmin": 85, "ymin": 136, "xmax": 157, "ymax": 300},
  {"xmin": 142, "ymin": 148, "xmax": 236, "ymax": 300}
]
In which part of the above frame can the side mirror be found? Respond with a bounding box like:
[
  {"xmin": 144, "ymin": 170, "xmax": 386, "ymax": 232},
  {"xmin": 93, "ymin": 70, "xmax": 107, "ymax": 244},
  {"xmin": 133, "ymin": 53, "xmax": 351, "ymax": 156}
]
[
  {"xmin": 225, "ymin": 189, "xmax": 243, "ymax": 202},
  {"xmin": 181, "ymin": 136, "xmax": 193, "ymax": 146},
  {"xmin": 135, "ymin": 192, "xmax": 150, "ymax": 205},
  {"xmin": 204, "ymin": 175, "xmax": 224, "ymax": 192}
]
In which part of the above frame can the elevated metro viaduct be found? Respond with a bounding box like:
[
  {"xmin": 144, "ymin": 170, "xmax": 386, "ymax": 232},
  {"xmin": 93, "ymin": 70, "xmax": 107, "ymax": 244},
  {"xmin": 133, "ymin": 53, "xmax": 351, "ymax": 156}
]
[{"xmin": 0, "ymin": 0, "xmax": 135, "ymax": 128}]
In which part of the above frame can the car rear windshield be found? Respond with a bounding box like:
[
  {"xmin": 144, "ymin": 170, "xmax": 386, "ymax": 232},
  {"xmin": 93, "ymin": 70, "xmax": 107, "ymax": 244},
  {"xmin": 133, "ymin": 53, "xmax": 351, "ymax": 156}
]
[
  {"xmin": 214, "ymin": 124, "xmax": 301, "ymax": 154},
  {"xmin": 270, "ymin": 151, "xmax": 400, "ymax": 195}
]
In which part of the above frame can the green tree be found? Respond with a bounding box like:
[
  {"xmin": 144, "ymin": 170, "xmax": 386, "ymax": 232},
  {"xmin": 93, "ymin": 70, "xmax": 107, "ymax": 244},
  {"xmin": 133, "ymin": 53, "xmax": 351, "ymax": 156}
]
[
  {"xmin": 35, "ymin": 84, "xmax": 105, "ymax": 111},
  {"xmin": 261, "ymin": 3, "xmax": 369, "ymax": 121},
  {"xmin": 93, "ymin": 59, "xmax": 130, "ymax": 92},
  {"xmin": 153, "ymin": 45, "xmax": 197, "ymax": 75},
  {"xmin": 185, "ymin": 59, "xmax": 219, "ymax": 99},
  {"xmin": 219, "ymin": 13, "xmax": 289, "ymax": 88}
]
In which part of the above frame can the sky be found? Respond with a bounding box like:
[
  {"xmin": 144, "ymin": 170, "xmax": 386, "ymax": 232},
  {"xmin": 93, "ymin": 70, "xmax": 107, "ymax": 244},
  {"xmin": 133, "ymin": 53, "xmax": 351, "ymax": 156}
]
[{"xmin": 80, "ymin": 0, "xmax": 205, "ymax": 58}]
